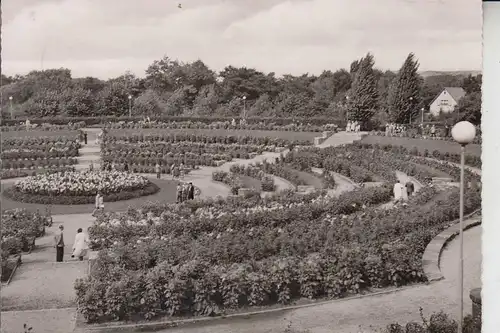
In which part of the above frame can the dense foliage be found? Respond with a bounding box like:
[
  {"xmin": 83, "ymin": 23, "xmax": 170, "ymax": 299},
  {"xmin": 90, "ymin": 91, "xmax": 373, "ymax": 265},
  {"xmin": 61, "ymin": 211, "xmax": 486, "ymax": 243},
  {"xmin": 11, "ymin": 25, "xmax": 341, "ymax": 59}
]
[
  {"xmin": 1, "ymin": 209, "xmax": 53, "ymax": 281},
  {"xmin": 75, "ymin": 153, "xmax": 481, "ymax": 323},
  {"xmin": 1, "ymin": 55, "xmax": 481, "ymax": 126}
]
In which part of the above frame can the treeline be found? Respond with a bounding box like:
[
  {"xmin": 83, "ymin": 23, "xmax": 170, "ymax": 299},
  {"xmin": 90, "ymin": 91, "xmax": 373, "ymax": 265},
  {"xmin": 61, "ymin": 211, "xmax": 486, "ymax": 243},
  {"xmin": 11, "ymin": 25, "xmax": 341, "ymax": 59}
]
[{"xmin": 0, "ymin": 53, "xmax": 481, "ymax": 126}]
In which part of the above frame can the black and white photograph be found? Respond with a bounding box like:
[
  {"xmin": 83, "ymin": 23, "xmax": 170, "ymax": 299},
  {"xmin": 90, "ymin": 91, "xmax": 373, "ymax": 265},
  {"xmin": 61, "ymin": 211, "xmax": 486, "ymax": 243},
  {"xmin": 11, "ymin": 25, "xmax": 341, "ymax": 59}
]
[{"xmin": 0, "ymin": 0, "xmax": 489, "ymax": 332}]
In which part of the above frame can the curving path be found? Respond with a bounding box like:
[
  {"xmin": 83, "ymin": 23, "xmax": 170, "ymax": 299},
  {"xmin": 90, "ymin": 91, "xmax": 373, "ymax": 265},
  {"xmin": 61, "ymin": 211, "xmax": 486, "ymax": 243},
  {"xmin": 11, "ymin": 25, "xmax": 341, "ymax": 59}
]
[{"xmin": 1, "ymin": 131, "xmax": 480, "ymax": 333}]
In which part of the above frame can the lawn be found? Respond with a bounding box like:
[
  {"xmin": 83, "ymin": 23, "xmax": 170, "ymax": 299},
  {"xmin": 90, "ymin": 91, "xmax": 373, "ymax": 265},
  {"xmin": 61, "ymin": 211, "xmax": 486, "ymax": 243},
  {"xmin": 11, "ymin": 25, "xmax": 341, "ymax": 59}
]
[
  {"xmin": 1, "ymin": 130, "xmax": 79, "ymax": 139},
  {"xmin": 108, "ymin": 128, "xmax": 319, "ymax": 142},
  {"xmin": 0, "ymin": 178, "xmax": 178, "ymax": 215},
  {"xmin": 360, "ymin": 135, "xmax": 481, "ymax": 157}
]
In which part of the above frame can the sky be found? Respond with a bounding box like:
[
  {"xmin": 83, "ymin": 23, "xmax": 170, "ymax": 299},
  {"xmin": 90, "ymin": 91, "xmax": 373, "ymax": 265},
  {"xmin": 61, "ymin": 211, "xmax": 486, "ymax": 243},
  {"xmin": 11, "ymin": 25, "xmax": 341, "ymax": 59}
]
[{"xmin": 2, "ymin": 0, "xmax": 482, "ymax": 79}]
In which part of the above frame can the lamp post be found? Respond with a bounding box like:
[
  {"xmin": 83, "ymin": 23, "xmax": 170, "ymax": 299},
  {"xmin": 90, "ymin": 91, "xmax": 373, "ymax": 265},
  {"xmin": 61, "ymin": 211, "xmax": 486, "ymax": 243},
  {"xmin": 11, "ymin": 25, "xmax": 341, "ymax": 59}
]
[
  {"xmin": 409, "ymin": 97, "xmax": 413, "ymax": 124},
  {"xmin": 345, "ymin": 95, "xmax": 349, "ymax": 122},
  {"xmin": 9, "ymin": 96, "xmax": 13, "ymax": 119},
  {"xmin": 451, "ymin": 121, "xmax": 476, "ymax": 333},
  {"xmin": 128, "ymin": 95, "xmax": 132, "ymax": 118},
  {"xmin": 421, "ymin": 107, "xmax": 425, "ymax": 124},
  {"xmin": 242, "ymin": 96, "xmax": 247, "ymax": 120}
]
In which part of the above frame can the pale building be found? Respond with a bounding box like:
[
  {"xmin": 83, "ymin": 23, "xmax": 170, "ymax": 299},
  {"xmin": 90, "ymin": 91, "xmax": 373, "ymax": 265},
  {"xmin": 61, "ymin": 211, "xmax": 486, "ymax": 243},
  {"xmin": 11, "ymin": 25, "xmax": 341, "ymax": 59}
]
[{"xmin": 429, "ymin": 87, "xmax": 466, "ymax": 116}]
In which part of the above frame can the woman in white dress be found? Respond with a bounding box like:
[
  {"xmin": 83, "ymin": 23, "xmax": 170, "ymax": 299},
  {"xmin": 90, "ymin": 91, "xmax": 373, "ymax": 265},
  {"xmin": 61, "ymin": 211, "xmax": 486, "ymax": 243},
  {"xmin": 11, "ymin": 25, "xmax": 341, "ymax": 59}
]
[{"xmin": 72, "ymin": 228, "xmax": 89, "ymax": 261}]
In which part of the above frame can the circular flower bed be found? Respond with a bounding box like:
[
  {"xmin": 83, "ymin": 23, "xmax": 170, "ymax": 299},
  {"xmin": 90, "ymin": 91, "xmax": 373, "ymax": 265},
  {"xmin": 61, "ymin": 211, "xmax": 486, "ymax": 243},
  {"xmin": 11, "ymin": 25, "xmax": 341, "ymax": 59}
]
[{"xmin": 3, "ymin": 170, "xmax": 159, "ymax": 205}]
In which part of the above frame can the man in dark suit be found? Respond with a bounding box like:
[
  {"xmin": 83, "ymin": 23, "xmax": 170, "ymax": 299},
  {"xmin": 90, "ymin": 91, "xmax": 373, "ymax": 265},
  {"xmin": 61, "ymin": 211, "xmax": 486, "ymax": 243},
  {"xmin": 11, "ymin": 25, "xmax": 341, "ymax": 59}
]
[
  {"xmin": 54, "ymin": 225, "xmax": 65, "ymax": 262},
  {"xmin": 406, "ymin": 181, "xmax": 415, "ymax": 197},
  {"xmin": 188, "ymin": 182, "xmax": 195, "ymax": 200}
]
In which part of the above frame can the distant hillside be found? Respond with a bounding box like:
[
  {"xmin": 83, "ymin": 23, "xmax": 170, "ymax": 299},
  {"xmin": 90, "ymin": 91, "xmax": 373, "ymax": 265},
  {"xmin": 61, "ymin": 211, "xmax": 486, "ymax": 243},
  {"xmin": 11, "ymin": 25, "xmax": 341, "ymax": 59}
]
[{"xmin": 419, "ymin": 70, "xmax": 482, "ymax": 78}]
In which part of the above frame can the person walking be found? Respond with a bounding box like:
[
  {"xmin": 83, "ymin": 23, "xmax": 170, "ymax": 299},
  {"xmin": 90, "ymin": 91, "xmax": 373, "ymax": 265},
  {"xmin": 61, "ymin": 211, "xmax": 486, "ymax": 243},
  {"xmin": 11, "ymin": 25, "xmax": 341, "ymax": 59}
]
[
  {"xmin": 155, "ymin": 163, "xmax": 161, "ymax": 179},
  {"xmin": 406, "ymin": 181, "xmax": 415, "ymax": 197},
  {"xmin": 124, "ymin": 162, "xmax": 129, "ymax": 172},
  {"xmin": 89, "ymin": 161, "xmax": 94, "ymax": 171},
  {"xmin": 83, "ymin": 132, "xmax": 88, "ymax": 145},
  {"xmin": 430, "ymin": 125, "xmax": 436, "ymax": 137},
  {"xmin": 93, "ymin": 192, "xmax": 104, "ymax": 216},
  {"xmin": 71, "ymin": 228, "xmax": 89, "ymax": 261},
  {"xmin": 182, "ymin": 183, "xmax": 189, "ymax": 202},
  {"xmin": 188, "ymin": 182, "xmax": 195, "ymax": 200},
  {"xmin": 54, "ymin": 225, "xmax": 65, "ymax": 262},
  {"xmin": 176, "ymin": 183, "xmax": 182, "ymax": 203},
  {"xmin": 180, "ymin": 163, "xmax": 185, "ymax": 179},
  {"xmin": 393, "ymin": 180, "xmax": 404, "ymax": 203}
]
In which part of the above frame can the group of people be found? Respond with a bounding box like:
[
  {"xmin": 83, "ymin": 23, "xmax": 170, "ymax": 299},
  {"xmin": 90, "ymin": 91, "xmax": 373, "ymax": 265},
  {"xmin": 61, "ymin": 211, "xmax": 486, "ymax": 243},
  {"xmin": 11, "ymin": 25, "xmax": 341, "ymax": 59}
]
[
  {"xmin": 53, "ymin": 225, "xmax": 89, "ymax": 262},
  {"xmin": 385, "ymin": 123, "xmax": 409, "ymax": 137},
  {"xmin": 393, "ymin": 180, "xmax": 415, "ymax": 203},
  {"xmin": 231, "ymin": 118, "xmax": 247, "ymax": 127},
  {"xmin": 176, "ymin": 182, "xmax": 195, "ymax": 203},
  {"xmin": 346, "ymin": 120, "xmax": 361, "ymax": 132}
]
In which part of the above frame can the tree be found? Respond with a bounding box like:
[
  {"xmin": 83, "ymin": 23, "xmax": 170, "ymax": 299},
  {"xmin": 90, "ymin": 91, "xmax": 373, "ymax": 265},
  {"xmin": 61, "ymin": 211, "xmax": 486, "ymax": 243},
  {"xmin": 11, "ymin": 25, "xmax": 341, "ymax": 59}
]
[
  {"xmin": 144, "ymin": 56, "xmax": 185, "ymax": 92},
  {"xmin": 249, "ymin": 93, "xmax": 274, "ymax": 117},
  {"xmin": 191, "ymin": 84, "xmax": 220, "ymax": 116},
  {"xmin": 131, "ymin": 89, "xmax": 167, "ymax": 117},
  {"xmin": 387, "ymin": 53, "xmax": 422, "ymax": 123},
  {"xmin": 164, "ymin": 88, "xmax": 189, "ymax": 116},
  {"xmin": 462, "ymin": 74, "xmax": 482, "ymax": 94},
  {"xmin": 96, "ymin": 81, "xmax": 130, "ymax": 116},
  {"xmin": 60, "ymin": 86, "xmax": 95, "ymax": 117},
  {"xmin": 346, "ymin": 53, "xmax": 379, "ymax": 123},
  {"xmin": 454, "ymin": 91, "xmax": 481, "ymax": 125},
  {"xmin": 23, "ymin": 88, "xmax": 63, "ymax": 117}
]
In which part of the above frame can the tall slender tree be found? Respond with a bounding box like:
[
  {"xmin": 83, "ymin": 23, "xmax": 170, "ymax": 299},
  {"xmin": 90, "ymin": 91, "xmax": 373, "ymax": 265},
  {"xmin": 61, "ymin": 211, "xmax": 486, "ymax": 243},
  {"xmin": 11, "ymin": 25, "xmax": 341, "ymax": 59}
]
[
  {"xmin": 387, "ymin": 53, "xmax": 422, "ymax": 123},
  {"xmin": 346, "ymin": 53, "xmax": 379, "ymax": 123}
]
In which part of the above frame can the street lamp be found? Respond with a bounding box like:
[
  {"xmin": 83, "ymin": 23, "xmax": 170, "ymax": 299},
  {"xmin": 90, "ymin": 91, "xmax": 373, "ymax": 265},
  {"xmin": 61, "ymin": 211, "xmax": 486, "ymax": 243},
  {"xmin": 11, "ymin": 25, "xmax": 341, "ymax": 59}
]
[
  {"xmin": 409, "ymin": 97, "xmax": 413, "ymax": 124},
  {"xmin": 345, "ymin": 95, "xmax": 349, "ymax": 122},
  {"xmin": 242, "ymin": 96, "xmax": 247, "ymax": 119},
  {"xmin": 9, "ymin": 96, "xmax": 13, "ymax": 119},
  {"xmin": 128, "ymin": 95, "xmax": 132, "ymax": 117},
  {"xmin": 451, "ymin": 121, "xmax": 476, "ymax": 333},
  {"xmin": 421, "ymin": 107, "xmax": 425, "ymax": 124}
]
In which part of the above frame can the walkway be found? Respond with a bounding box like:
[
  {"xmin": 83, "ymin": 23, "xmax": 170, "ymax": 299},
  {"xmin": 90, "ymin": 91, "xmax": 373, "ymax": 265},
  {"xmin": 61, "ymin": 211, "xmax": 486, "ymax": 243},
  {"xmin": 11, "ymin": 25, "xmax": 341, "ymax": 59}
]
[{"xmin": 1, "ymin": 214, "xmax": 94, "ymax": 333}]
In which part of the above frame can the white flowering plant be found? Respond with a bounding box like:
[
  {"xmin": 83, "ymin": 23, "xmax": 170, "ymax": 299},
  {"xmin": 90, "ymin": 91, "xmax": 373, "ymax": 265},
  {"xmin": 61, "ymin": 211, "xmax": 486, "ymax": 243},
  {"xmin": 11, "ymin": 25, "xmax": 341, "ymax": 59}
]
[{"xmin": 4, "ymin": 170, "xmax": 159, "ymax": 204}]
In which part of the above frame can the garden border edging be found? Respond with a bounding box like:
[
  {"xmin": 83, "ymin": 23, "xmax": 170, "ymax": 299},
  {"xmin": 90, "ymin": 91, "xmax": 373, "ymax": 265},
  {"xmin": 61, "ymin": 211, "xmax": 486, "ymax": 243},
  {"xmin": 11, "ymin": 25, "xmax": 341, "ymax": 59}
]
[{"xmin": 421, "ymin": 210, "xmax": 481, "ymax": 282}]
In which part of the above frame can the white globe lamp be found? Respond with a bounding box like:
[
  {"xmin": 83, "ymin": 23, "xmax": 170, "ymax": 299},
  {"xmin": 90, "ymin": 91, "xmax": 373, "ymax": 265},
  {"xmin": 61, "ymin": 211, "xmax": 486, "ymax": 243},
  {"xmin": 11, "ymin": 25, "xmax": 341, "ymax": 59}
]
[{"xmin": 451, "ymin": 121, "xmax": 476, "ymax": 146}]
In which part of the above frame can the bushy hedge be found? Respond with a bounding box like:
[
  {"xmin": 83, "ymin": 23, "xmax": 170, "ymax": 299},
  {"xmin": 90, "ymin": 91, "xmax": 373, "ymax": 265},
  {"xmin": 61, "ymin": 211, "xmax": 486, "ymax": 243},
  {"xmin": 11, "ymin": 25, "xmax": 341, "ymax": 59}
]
[
  {"xmin": 2, "ymin": 209, "xmax": 52, "ymax": 281},
  {"xmin": 0, "ymin": 166, "xmax": 76, "ymax": 179},
  {"xmin": 3, "ymin": 182, "xmax": 160, "ymax": 205},
  {"xmin": 75, "ymin": 175, "xmax": 482, "ymax": 323},
  {"xmin": 355, "ymin": 142, "xmax": 482, "ymax": 168},
  {"xmin": 1, "ymin": 116, "xmax": 338, "ymax": 127}
]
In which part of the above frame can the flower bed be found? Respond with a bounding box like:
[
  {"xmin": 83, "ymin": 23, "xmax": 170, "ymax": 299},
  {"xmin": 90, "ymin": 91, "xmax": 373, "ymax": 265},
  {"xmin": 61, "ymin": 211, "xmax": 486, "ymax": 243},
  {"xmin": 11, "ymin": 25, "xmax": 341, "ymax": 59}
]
[
  {"xmin": 212, "ymin": 170, "xmax": 264, "ymax": 195},
  {"xmin": 370, "ymin": 129, "xmax": 482, "ymax": 145},
  {"xmin": 3, "ymin": 171, "xmax": 159, "ymax": 205},
  {"xmin": 75, "ymin": 181, "xmax": 481, "ymax": 323},
  {"xmin": 229, "ymin": 164, "xmax": 276, "ymax": 192},
  {"xmin": 1, "ymin": 157, "xmax": 78, "ymax": 170},
  {"xmin": 355, "ymin": 141, "xmax": 482, "ymax": 168},
  {"xmin": 251, "ymin": 160, "xmax": 335, "ymax": 189},
  {"xmin": 104, "ymin": 119, "xmax": 337, "ymax": 133},
  {"xmin": 105, "ymin": 133, "xmax": 310, "ymax": 147},
  {"xmin": 0, "ymin": 166, "xmax": 76, "ymax": 179},
  {"xmin": 1, "ymin": 209, "xmax": 51, "ymax": 270},
  {"xmin": 1, "ymin": 121, "xmax": 86, "ymax": 132}
]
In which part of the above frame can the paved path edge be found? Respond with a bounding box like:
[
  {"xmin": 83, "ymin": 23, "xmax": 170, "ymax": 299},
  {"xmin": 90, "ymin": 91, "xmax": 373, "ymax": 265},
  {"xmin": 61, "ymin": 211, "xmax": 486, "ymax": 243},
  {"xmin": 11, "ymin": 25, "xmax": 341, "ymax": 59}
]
[
  {"xmin": 421, "ymin": 209, "xmax": 482, "ymax": 282},
  {"xmin": 73, "ymin": 284, "xmax": 424, "ymax": 333}
]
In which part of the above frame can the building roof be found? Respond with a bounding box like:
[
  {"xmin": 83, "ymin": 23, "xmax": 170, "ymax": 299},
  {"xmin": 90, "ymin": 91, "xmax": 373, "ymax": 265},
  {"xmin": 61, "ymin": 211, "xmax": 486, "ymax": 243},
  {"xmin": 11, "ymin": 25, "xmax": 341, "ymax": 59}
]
[
  {"xmin": 443, "ymin": 87, "xmax": 466, "ymax": 101},
  {"xmin": 429, "ymin": 87, "xmax": 466, "ymax": 107}
]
